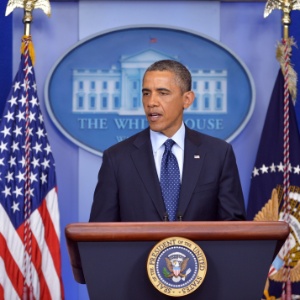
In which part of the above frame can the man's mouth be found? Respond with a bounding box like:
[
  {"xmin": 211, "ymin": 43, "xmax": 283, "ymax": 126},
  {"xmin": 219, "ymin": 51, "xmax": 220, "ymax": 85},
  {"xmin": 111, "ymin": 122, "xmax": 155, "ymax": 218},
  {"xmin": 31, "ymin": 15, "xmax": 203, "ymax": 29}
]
[{"xmin": 148, "ymin": 112, "xmax": 161, "ymax": 121}]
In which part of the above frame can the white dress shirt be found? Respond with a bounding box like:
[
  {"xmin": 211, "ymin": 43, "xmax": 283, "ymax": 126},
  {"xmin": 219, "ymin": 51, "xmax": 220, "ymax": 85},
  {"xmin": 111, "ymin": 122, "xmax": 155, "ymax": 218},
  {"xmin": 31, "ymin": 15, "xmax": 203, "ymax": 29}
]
[{"xmin": 150, "ymin": 123, "xmax": 185, "ymax": 182}]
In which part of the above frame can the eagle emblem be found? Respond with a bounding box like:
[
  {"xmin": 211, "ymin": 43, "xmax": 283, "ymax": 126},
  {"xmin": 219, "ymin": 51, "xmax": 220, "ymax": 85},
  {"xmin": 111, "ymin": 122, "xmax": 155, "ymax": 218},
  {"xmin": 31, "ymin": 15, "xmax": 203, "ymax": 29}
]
[
  {"xmin": 147, "ymin": 237, "xmax": 207, "ymax": 296},
  {"xmin": 5, "ymin": 0, "xmax": 51, "ymax": 16},
  {"xmin": 164, "ymin": 252, "xmax": 191, "ymax": 282},
  {"xmin": 264, "ymin": 0, "xmax": 300, "ymax": 18}
]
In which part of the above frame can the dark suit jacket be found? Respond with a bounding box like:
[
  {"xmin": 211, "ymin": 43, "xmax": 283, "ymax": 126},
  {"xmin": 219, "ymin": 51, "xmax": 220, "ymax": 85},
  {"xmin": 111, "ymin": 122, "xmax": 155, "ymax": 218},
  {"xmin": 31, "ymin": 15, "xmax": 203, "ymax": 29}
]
[{"xmin": 89, "ymin": 126, "xmax": 246, "ymax": 222}]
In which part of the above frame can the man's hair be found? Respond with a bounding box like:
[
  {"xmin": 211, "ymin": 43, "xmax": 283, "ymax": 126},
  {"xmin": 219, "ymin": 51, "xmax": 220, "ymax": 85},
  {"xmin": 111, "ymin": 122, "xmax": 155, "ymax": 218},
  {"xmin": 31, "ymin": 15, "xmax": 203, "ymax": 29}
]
[{"xmin": 144, "ymin": 60, "xmax": 192, "ymax": 93}]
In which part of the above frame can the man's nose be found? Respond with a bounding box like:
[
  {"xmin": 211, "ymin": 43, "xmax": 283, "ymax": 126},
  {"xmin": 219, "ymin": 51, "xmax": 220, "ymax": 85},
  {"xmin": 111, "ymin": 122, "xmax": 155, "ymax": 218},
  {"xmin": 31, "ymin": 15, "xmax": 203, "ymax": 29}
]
[{"xmin": 147, "ymin": 94, "xmax": 158, "ymax": 107}]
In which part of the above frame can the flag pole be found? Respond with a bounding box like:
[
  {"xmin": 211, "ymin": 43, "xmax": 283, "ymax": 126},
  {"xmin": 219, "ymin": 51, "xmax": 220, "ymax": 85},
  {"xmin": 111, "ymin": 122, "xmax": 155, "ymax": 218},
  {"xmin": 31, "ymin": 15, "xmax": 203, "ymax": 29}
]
[
  {"xmin": 281, "ymin": 1, "xmax": 291, "ymax": 41},
  {"xmin": 23, "ymin": 2, "xmax": 34, "ymax": 36},
  {"xmin": 264, "ymin": 1, "xmax": 299, "ymax": 299}
]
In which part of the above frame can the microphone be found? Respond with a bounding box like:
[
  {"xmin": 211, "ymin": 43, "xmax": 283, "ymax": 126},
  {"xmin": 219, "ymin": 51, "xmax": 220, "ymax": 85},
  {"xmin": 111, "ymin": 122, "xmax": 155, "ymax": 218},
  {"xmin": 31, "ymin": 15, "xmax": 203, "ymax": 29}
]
[
  {"xmin": 163, "ymin": 212, "xmax": 169, "ymax": 222},
  {"xmin": 177, "ymin": 212, "xmax": 183, "ymax": 221}
]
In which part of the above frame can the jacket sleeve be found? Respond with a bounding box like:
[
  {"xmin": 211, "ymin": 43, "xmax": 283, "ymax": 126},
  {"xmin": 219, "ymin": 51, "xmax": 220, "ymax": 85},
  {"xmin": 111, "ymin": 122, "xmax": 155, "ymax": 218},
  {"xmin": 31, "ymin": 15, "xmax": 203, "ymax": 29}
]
[
  {"xmin": 89, "ymin": 150, "xmax": 120, "ymax": 222},
  {"xmin": 217, "ymin": 144, "xmax": 246, "ymax": 220}
]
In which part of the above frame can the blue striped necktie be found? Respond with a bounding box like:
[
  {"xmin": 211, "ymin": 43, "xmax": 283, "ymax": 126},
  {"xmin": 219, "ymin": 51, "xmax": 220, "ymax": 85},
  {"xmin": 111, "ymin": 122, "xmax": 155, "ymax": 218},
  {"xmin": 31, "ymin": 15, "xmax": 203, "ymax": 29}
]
[{"xmin": 160, "ymin": 139, "xmax": 181, "ymax": 221}]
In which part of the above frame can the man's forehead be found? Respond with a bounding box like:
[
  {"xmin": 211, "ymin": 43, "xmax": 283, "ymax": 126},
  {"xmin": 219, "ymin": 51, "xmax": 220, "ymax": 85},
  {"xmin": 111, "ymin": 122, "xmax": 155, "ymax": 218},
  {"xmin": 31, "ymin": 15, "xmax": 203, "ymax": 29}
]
[
  {"xmin": 143, "ymin": 70, "xmax": 177, "ymax": 83},
  {"xmin": 144, "ymin": 70, "xmax": 174, "ymax": 76}
]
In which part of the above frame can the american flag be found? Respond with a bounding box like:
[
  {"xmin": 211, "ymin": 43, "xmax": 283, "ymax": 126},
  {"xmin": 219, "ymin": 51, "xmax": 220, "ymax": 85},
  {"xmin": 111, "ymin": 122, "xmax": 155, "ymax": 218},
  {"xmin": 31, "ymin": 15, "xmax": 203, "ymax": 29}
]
[
  {"xmin": 0, "ymin": 41, "xmax": 63, "ymax": 299},
  {"xmin": 149, "ymin": 37, "xmax": 157, "ymax": 43}
]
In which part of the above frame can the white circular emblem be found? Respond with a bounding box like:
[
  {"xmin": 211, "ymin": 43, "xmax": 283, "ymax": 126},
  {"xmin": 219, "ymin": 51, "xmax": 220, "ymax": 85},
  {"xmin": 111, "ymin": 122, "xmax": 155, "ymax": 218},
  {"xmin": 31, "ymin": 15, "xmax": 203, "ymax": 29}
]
[{"xmin": 147, "ymin": 237, "xmax": 207, "ymax": 297}]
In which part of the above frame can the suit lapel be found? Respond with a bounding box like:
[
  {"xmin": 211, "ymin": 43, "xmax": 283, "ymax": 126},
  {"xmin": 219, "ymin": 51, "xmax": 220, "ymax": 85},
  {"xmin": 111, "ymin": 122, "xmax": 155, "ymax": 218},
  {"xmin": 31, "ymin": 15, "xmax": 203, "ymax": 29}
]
[
  {"xmin": 130, "ymin": 129, "xmax": 166, "ymax": 219},
  {"xmin": 178, "ymin": 127, "xmax": 205, "ymax": 217}
]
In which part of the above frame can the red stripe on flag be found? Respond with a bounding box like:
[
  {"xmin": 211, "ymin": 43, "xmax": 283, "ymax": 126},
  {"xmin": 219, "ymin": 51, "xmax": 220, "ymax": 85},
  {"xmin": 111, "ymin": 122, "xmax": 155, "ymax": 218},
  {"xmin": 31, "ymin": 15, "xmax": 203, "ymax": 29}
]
[
  {"xmin": 16, "ymin": 219, "xmax": 54, "ymax": 299},
  {"xmin": 38, "ymin": 196, "xmax": 64, "ymax": 298},
  {"xmin": 0, "ymin": 282, "xmax": 4, "ymax": 300},
  {"xmin": 0, "ymin": 233, "xmax": 23, "ymax": 298},
  {"xmin": 29, "ymin": 227, "xmax": 52, "ymax": 300},
  {"xmin": 39, "ymin": 197, "xmax": 61, "ymax": 276}
]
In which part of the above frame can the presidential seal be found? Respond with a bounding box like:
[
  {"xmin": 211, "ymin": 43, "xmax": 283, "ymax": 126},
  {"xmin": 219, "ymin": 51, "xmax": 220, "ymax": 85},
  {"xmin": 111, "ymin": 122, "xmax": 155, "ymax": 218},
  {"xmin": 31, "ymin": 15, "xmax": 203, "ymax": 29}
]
[{"xmin": 147, "ymin": 237, "xmax": 207, "ymax": 297}]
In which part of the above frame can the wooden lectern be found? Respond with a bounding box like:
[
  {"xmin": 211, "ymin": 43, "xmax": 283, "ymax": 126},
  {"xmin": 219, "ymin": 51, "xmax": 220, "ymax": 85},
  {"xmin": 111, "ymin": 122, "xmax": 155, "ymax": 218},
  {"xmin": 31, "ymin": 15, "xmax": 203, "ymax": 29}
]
[{"xmin": 65, "ymin": 221, "xmax": 289, "ymax": 300}]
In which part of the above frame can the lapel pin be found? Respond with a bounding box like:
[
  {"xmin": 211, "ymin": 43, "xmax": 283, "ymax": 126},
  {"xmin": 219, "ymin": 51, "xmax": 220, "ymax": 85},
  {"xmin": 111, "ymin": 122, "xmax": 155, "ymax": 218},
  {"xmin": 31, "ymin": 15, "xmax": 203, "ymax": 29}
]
[{"xmin": 194, "ymin": 155, "xmax": 200, "ymax": 159}]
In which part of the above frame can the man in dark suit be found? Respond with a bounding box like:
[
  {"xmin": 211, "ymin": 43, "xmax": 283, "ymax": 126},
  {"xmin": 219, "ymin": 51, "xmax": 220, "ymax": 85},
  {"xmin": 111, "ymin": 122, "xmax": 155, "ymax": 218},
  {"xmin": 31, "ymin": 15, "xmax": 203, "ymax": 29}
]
[{"xmin": 89, "ymin": 60, "xmax": 246, "ymax": 222}]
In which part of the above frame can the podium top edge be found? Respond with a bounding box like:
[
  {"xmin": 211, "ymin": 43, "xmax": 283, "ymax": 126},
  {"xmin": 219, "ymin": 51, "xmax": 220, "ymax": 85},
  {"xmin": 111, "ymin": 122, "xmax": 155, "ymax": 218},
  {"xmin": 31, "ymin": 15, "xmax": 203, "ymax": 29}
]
[{"xmin": 65, "ymin": 221, "xmax": 289, "ymax": 242}]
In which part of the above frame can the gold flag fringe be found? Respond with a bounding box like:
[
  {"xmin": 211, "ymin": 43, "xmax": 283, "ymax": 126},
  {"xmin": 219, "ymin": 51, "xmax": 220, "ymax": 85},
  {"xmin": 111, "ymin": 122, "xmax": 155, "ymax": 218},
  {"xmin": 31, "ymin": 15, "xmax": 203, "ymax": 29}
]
[
  {"xmin": 276, "ymin": 37, "xmax": 297, "ymax": 105},
  {"xmin": 21, "ymin": 35, "xmax": 35, "ymax": 66}
]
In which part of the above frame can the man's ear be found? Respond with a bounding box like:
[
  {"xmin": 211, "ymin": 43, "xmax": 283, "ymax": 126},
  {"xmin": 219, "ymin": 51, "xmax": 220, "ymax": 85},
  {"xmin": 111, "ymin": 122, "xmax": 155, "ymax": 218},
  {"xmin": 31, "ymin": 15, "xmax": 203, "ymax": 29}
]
[{"xmin": 183, "ymin": 91, "xmax": 195, "ymax": 109}]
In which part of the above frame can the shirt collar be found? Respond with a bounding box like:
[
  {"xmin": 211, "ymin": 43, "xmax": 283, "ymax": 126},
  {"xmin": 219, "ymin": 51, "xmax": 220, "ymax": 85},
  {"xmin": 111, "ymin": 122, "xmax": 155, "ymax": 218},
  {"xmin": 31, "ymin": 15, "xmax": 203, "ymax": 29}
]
[{"xmin": 150, "ymin": 123, "xmax": 185, "ymax": 152}]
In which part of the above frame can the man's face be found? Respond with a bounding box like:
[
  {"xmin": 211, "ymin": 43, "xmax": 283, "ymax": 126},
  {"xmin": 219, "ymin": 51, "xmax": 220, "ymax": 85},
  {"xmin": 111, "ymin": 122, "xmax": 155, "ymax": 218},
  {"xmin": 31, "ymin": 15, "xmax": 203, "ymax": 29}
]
[{"xmin": 142, "ymin": 70, "xmax": 194, "ymax": 137}]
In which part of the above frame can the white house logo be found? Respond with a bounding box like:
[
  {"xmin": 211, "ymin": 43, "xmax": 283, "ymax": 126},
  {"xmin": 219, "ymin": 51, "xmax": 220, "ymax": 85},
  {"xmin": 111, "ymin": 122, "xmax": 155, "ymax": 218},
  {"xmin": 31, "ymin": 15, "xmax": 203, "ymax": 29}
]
[
  {"xmin": 45, "ymin": 26, "xmax": 255, "ymax": 156},
  {"xmin": 147, "ymin": 237, "xmax": 207, "ymax": 297}
]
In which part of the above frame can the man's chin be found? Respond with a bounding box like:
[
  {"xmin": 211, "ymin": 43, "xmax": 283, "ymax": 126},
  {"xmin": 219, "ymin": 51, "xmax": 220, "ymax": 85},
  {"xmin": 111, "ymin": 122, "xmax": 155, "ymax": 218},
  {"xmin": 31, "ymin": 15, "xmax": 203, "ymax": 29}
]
[{"xmin": 149, "ymin": 125, "xmax": 163, "ymax": 133}]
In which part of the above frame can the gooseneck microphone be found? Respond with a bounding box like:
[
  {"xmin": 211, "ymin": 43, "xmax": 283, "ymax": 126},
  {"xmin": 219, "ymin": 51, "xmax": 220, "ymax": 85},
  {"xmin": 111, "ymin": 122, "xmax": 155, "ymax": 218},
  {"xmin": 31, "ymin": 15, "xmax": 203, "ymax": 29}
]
[
  {"xmin": 177, "ymin": 212, "xmax": 183, "ymax": 221},
  {"xmin": 163, "ymin": 212, "xmax": 169, "ymax": 222},
  {"xmin": 163, "ymin": 212, "xmax": 182, "ymax": 221}
]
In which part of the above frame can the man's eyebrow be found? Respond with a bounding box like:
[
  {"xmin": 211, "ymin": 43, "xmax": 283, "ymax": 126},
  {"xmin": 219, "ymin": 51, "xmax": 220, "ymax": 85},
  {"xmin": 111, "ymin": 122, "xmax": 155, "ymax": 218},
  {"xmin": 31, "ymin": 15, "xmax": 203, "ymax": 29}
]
[
  {"xmin": 156, "ymin": 88, "xmax": 170, "ymax": 92},
  {"xmin": 142, "ymin": 87, "xmax": 171, "ymax": 93}
]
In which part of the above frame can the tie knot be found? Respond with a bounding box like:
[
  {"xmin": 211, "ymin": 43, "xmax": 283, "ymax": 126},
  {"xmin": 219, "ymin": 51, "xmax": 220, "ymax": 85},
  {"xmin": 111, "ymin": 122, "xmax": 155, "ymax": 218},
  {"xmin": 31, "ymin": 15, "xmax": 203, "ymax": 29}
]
[{"xmin": 164, "ymin": 139, "xmax": 175, "ymax": 152}]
